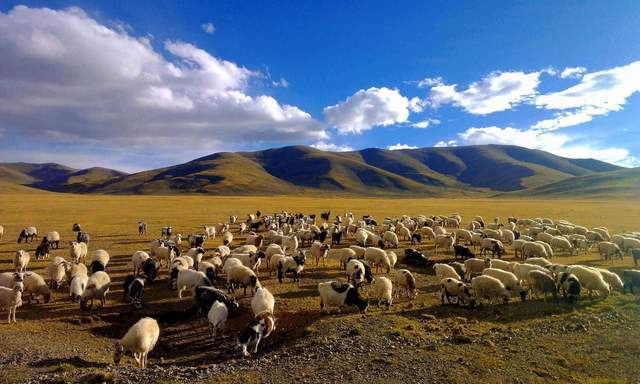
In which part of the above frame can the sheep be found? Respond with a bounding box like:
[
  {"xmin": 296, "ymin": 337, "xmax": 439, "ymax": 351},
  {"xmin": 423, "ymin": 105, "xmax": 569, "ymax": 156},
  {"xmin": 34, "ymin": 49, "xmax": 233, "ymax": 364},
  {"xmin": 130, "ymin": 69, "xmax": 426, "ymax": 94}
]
[
  {"xmin": 479, "ymin": 238, "xmax": 505, "ymax": 259},
  {"xmin": 395, "ymin": 269, "xmax": 417, "ymax": 299},
  {"xmin": 281, "ymin": 235, "xmax": 299, "ymax": 254},
  {"xmin": 47, "ymin": 257, "xmax": 67, "ymax": 289},
  {"xmin": 69, "ymin": 241, "xmax": 88, "ymax": 263},
  {"xmin": 396, "ymin": 227, "xmax": 411, "ymax": 242},
  {"xmin": 0, "ymin": 285, "xmax": 23, "ymax": 323},
  {"xmin": 203, "ymin": 225, "xmax": 216, "ymax": 239},
  {"xmin": 453, "ymin": 244, "xmax": 475, "ymax": 260},
  {"xmin": 245, "ymin": 233, "xmax": 264, "ymax": 247},
  {"xmin": 14, "ymin": 250, "xmax": 29, "ymax": 272},
  {"xmin": 513, "ymin": 262, "xmax": 550, "ymax": 282},
  {"xmin": 483, "ymin": 268, "xmax": 527, "ymax": 301},
  {"xmin": 501, "ymin": 229, "xmax": 515, "ymax": 245},
  {"xmin": 566, "ymin": 265, "xmax": 610, "ymax": 298},
  {"xmin": 185, "ymin": 247, "xmax": 205, "ymax": 269},
  {"xmin": 440, "ymin": 278, "xmax": 475, "ymax": 307},
  {"xmin": 471, "ymin": 275, "xmax": 510, "ymax": 305},
  {"xmin": 0, "ymin": 272, "xmax": 25, "ymax": 290},
  {"xmin": 251, "ymin": 286, "xmax": 275, "ymax": 316},
  {"xmin": 155, "ymin": 244, "xmax": 178, "ymax": 266},
  {"xmin": 524, "ymin": 257, "xmax": 552, "ymax": 268},
  {"xmin": 168, "ymin": 233, "xmax": 182, "ymax": 245},
  {"xmin": 69, "ymin": 273, "xmax": 88, "ymax": 302},
  {"xmin": 483, "ymin": 228, "xmax": 502, "ymax": 240},
  {"xmin": 592, "ymin": 227, "xmax": 611, "ymax": 241},
  {"xmin": 233, "ymin": 244, "xmax": 258, "ymax": 254},
  {"xmin": 527, "ymin": 270, "xmax": 558, "ymax": 299},
  {"xmin": 234, "ymin": 252, "xmax": 264, "ymax": 272},
  {"xmin": 556, "ymin": 272, "xmax": 581, "ymax": 303},
  {"xmin": 223, "ymin": 257, "xmax": 243, "ymax": 274},
  {"xmin": 593, "ymin": 268, "xmax": 623, "ymax": 292},
  {"xmin": 35, "ymin": 241, "xmax": 50, "ymax": 260},
  {"xmin": 90, "ymin": 249, "xmax": 110, "ymax": 273},
  {"xmin": 490, "ymin": 259, "xmax": 514, "ymax": 272},
  {"xmin": 623, "ymin": 270, "xmax": 640, "ymax": 294},
  {"xmin": 346, "ymin": 259, "xmax": 373, "ymax": 289},
  {"xmin": 550, "ymin": 236, "xmax": 574, "ymax": 255},
  {"xmin": 194, "ymin": 286, "xmax": 239, "ymax": 317},
  {"xmin": 463, "ymin": 258, "xmax": 492, "ymax": 281},
  {"xmin": 132, "ymin": 251, "xmax": 151, "ymax": 274},
  {"xmin": 138, "ymin": 222, "xmax": 147, "ymax": 236},
  {"xmin": 222, "ymin": 231, "xmax": 234, "ymax": 246},
  {"xmin": 198, "ymin": 261, "xmax": 218, "ymax": 282},
  {"xmin": 511, "ymin": 239, "xmax": 527, "ymax": 258},
  {"xmin": 122, "ymin": 275, "xmax": 145, "ymax": 309},
  {"xmin": 207, "ymin": 301, "xmax": 228, "ymax": 341},
  {"xmin": 318, "ymin": 281, "xmax": 369, "ymax": 314},
  {"xmin": 522, "ymin": 241, "xmax": 548, "ymax": 259},
  {"xmin": 239, "ymin": 222, "xmax": 248, "ymax": 234},
  {"xmin": 622, "ymin": 237, "xmax": 640, "ymax": 254},
  {"xmin": 176, "ymin": 269, "xmax": 211, "ymax": 299},
  {"xmin": 226, "ymin": 265, "xmax": 259, "ymax": 295},
  {"xmin": 76, "ymin": 231, "xmax": 90, "ymax": 244},
  {"xmin": 23, "ymin": 272, "xmax": 51, "ymax": 304},
  {"xmin": 45, "ymin": 231, "xmax": 61, "ymax": 248},
  {"xmin": 80, "ymin": 271, "xmax": 111, "ymax": 309},
  {"xmin": 435, "ymin": 234, "xmax": 456, "ymax": 255},
  {"xmin": 113, "ymin": 317, "xmax": 160, "ymax": 369},
  {"xmin": 239, "ymin": 312, "xmax": 276, "ymax": 357},
  {"xmin": 310, "ymin": 241, "xmax": 330, "ymax": 266},
  {"xmin": 349, "ymin": 245, "xmax": 366, "ymax": 259},
  {"xmin": 364, "ymin": 247, "xmax": 391, "ymax": 273},
  {"xmin": 449, "ymin": 261, "xmax": 466, "ymax": 277},
  {"xmin": 277, "ymin": 253, "xmax": 305, "ymax": 283},
  {"xmin": 434, "ymin": 263, "xmax": 461, "ymax": 281},
  {"xmin": 371, "ymin": 276, "xmax": 393, "ymax": 308},
  {"xmin": 535, "ymin": 241, "xmax": 554, "ymax": 258},
  {"xmin": 536, "ymin": 232, "xmax": 554, "ymax": 244},
  {"xmin": 17, "ymin": 226, "xmax": 37, "ymax": 243},
  {"xmin": 65, "ymin": 262, "xmax": 88, "ymax": 284}
]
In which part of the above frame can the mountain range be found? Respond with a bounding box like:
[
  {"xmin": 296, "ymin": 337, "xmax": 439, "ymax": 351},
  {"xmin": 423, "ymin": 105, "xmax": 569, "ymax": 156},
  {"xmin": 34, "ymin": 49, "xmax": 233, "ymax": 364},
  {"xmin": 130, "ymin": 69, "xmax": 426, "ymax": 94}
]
[{"xmin": 0, "ymin": 145, "xmax": 636, "ymax": 198}]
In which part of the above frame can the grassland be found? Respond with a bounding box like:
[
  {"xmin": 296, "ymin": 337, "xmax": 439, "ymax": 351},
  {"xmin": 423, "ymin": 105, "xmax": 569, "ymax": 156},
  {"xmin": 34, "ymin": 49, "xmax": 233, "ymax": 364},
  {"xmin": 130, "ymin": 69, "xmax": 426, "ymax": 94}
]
[{"xmin": 0, "ymin": 192, "xmax": 639, "ymax": 383}]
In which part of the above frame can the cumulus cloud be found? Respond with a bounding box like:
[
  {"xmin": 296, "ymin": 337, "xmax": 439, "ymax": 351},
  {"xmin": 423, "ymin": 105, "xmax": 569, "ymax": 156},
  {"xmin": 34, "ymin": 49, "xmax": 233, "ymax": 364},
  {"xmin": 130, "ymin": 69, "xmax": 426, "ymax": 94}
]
[
  {"xmin": 560, "ymin": 66, "xmax": 586, "ymax": 78},
  {"xmin": 323, "ymin": 87, "xmax": 410, "ymax": 134},
  {"xmin": 428, "ymin": 71, "xmax": 541, "ymax": 115},
  {"xmin": 387, "ymin": 143, "xmax": 417, "ymax": 150},
  {"xmin": 201, "ymin": 22, "xmax": 215, "ymax": 34},
  {"xmin": 416, "ymin": 77, "xmax": 443, "ymax": 88},
  {"xmin": 311, "ymin": 141, "xmax": 354, "ymax": 152},
  {"xmin": 0, "ymin": 6, "xmax": 326, "ymax": 167}
]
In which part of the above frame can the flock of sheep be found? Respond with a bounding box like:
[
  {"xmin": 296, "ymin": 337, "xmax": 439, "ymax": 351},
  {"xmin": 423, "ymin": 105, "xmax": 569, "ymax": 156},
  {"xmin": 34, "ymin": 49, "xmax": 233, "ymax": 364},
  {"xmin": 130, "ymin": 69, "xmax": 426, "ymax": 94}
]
[{"xmin": 0, "ymin": 211, "xmax": 639, "ymax": 370}]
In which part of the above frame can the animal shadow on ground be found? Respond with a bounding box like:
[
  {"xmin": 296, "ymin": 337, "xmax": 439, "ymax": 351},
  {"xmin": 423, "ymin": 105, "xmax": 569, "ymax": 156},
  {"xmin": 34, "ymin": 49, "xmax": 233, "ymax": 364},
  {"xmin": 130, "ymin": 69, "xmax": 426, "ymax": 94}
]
[{"xmin": 28, "ymin": 356, "xmax": 108, "ymax": 369}]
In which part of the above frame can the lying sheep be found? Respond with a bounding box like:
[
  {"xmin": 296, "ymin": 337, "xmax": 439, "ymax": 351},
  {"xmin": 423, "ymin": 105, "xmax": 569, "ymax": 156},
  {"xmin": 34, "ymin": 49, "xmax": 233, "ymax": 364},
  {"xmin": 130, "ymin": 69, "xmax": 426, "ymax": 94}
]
[
  {"xmin": 395, "ymin": 269, "xmax": 417, "ymax": 300},
  {"xmin": 471, "ymin": 275, "xmax": 510, "ymax": 305},
  {"xmin": 80, "ymin": 271, "xmax": 111, "ymax": 309},
  {"xmin": 463, "ymin": 258, "xmax": 491, "ymax": 281},
  {"xmin": 251, "ymin": 286, "xmax": 275, "ymax": 316},
  {"xmin": 239, "ymin": 312, "xmax": 276, "ymax": 357},
  {"xmin": 70, "ymin": 273, "xmax": 88, "ymax": 302},
  {"xmin": 434, "ymin": 263, "xmax": 461, "ymax": 281},
  {"xmin": 0, "ymin": 284, "xmax": 23, "ymax": 323},
  {"xmin": 440, "ymin": 278, "xmax": 475, "ymax": 307},
  {"xmin": 113, "ymin": 317, "xmax": 160, "ymax": 369},
  {"xmin": 318, "ymin": 281, "xmax": 369, "ymax": 314},
  {"xmin": 176, "ymin": 269, "xmax": 211, "ymax": 299},
  {"xmin": 14, "ymin": 250, "xmax": 29, "ymax": 273},
  {"xmin": 208, "ymin": 301, "xmax": 228, "ymax": 341},
  {"xmin": 23, "ymin": 272, "xmax": 51, "ymax": 304},
  {"xmin": 371, "ymin": 277, "xmax": 393, "ymax": 308},
  {"xmin": 527, "ymin": 270, "xmax": 558, "ymax": 299},
  {"xmin": 567, "ymin": 265, "xmax": 610, "ymax": 298},
  {"xmin": 69, "ymin": 241, "xmax": 88, "ymax": 263},
  {"xmin": 90, "ymin": 249, "xmax": 110, "ymax": 274},
  {"xmin": 226, "ymin": 265, "xmax": 259, "ymax": 295},
  {"xmin": 483, "ymin": 268, "xmax": 527, "ymax": 301}
]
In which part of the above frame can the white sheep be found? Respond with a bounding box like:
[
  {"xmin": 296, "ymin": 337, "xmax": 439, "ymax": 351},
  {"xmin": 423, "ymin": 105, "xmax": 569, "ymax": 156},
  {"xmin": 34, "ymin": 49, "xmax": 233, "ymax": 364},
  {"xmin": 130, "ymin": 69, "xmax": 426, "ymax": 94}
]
[
  {"xmin": 223, "ymin": 257, "xmax": 243, "ymax": 273},
  {"xmin": 512, "ymin": 262, "xmax": 550, "ymax": 282},
  {"xmin": 395, "ymin": 269, "xmax": 417, "ymax": 299},
  {"xmin": 251, "ymin": 286, "xmax": 275, "ymax": 316},
  {"xmin": 527, "ymin": 270, "xmax": 558, "ymax": 299},
  {"xmin": 207, "ymin": 301, "xmax": 228, "ymax": 341},
  {"xmin": 23, "ymin": 272, "xmax": 51, "ymax": 303},
  {"xmin": 176, "ymin": 269, "xmax": 211, "ymax": 299},
  {"xmin": 622, "ymin": 237, "xmax": 640, "ymax": 254},
  {"xmin": 349, "ymin": 245, "xmax": 366, "ymax": 259},
  {"xmin": 327, "ymin": 248, "xmax": 358, "ymax": 270},
  {"xmin": 524, "ymin": 257, "xmax": 552, "ymax": 268},
  {"xmin": 203, "ymin": 225, "xmax": 216, "ymax": 239},
  {"xmin": 471, "ymin": 275, "xmax": 510, "ymax": 305},
  {"xmin": 226, "ymin": 265, "xmax": 259, "ymax": 295},
  {"xmin": 66, "ymin": 262, "xmax": 88, "ymax": 283},
  {"xmin": 567, "ymin": 265, "xmax": 610, "ymax": 298},
  {"xmin": 434, "ymin": 263, "xmax": 461, "ymax": 281},
  {"xmin": 490, "ymin": 259, "xmax": 514, "ymax": 272},
  {"xmin": 132, "ymin": 251, "xmax": 151, "ymax": 274},
  {"xmin": 113, "ymin": 317, "xmax": 160, "ymax": 368},
  {"xmin": 80, "ymin": 271, "xmax": 111, "ymax": 309},
  {"xmin": 593, "ymin": 268, "xmax": 623, "ymax": 291},
  {"xmin": 234, "ymin": 252, "xmax": 262, "ymax": 271},
  {"xmin": 435, "ymin": 234, "xmax": 456, "ymax": 255},
  {"xmin": 277, "ymin": 254, "xmax": 305, "ymax": 283},
  {"xmin": 70, "ymin": 273, "xmax": 88, "ymax": 302},
  {"xmin": 371, "ymin": 276, "xmax": 393, "ymax": 308},
  {"xmin": 395, "ymin": 227, "xmax": 411, "ymax": 242},
  {"xmin": 463, "ymin": 258, "xmax": 491, "ymax": 281},
  {"xmin": 522, "ymin": 242, "xmax": 548, "ymax": 259},
  {"xmin": 550, "ymin": 236, "xmax": 574, "ymax": 255},
  {"xmin": 44, "ymin": 231, "xmax": 61, "ymax": 248},
  {"xmin": 90, "ymin": 249, "xmax": 110, "ymax": 273},
  {"xmin": 233, "ymin": 244, "xmax": 258, "ymax": 254},
  {"xmin": 47, "ymin": 257, "xmax": 67, "ymax": 289},
  {"xmin": 310, "ymin": 241, "xmax": 330, "ymax": 266},
  {"xmin": 535, "ymin": 241, "xmax": 554, "ymax": 258},
  {"xmin": 14, "ymin": 250, "xmax": 30, "ymax": 273},
  {"xmin": 281, "ymin": 235, "xmax": 299, "ymax": 254},
  {"xmin": 483, "ymin": 268, "xmax": 526, "ymax": 301},
  {"xmin": 364, "ymin": 247, "xmax": 391, "ymax": 273},
  {"xmin": 0, "ymin": 285, "xmax": 23, "ymax": 323},
  {"xmin": 185, "ymin": 247, "xmax": 205, "ymax": 269},
  {"xmin": 69, "ymin": 241, "xmax": 88, "ymax": 263}
]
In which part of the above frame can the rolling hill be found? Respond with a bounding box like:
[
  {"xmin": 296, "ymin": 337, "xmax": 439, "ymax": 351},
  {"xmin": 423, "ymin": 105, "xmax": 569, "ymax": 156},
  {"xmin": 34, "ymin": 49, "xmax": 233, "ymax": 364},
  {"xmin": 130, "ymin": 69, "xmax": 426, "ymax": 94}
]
[{"xmin": 2, "ymin": 144, "xmax": 626, "ymax": 197}]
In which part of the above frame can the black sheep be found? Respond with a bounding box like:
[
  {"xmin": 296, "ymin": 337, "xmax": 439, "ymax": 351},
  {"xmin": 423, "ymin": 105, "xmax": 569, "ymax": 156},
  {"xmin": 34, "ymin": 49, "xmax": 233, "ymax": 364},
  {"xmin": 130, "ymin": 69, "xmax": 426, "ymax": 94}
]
[
  {"xmin": 194, "ymin": 286, "xmax": 239, "ymax": 316},
  {"xmin": 453, "ymin": 244, "xmax": 475, "ymax": 260},
  {"xmin": 405, "ymin": 248, "xmax": 429, "ymax": 267}
]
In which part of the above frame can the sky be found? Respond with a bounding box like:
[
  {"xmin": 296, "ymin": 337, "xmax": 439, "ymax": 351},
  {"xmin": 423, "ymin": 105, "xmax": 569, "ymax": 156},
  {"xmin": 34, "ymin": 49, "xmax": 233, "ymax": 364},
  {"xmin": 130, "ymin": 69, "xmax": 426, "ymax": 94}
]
[{"xmin": 0, "ymin": 1, "xmax": 639, "ymax": 172}]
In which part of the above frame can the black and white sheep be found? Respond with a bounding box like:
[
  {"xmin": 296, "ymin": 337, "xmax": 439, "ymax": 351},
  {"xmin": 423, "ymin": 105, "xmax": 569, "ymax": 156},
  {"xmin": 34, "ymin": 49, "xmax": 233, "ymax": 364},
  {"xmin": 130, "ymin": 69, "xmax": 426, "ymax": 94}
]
[
  {"xmin": 226, "ymin": 265, "xmax": 259, "ymax": 295},
  {"xmin": 277, "ymin": 253, "xmax": 305, "ymax": 283},
  {"xmin": 440, "ymin": 277, "xmax": 475, "ymax": 307},
  {"xmin": 194, "ymin": 286, "xmax": 239, "ymax": 316},
  {"xmin": 318, "ymin": 281, "xmax": 369, "ymax": 314},
  {"xmin": 17, "ymin": 226, "xmax": 37, "ymax": 243},
  {"xmin": 123, "ymin": 275, "xmax": 145, "ymax": 309},
  {"xmin": 176, "ymin": 269, "xmax": 211, "ymax": 299},
  {"xmin": 90, "ymin": 249, "xmax": 110, "ymax": 274},
  {"xmin": 239, "ymin": 312, "xmax": 276, "ymax": 357}
]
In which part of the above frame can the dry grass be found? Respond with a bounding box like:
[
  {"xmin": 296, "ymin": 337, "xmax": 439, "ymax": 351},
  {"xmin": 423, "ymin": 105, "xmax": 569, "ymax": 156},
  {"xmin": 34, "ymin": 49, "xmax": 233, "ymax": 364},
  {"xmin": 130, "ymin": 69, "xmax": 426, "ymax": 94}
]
[{"xmin": 0, "ymin": 192, "xmax": 639, "ymax": 383}]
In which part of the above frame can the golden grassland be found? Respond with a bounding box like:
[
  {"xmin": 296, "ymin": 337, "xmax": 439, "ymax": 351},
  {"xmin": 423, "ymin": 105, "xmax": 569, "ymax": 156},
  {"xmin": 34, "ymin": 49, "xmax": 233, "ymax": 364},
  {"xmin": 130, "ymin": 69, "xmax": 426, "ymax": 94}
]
[{"xmin": 1, "ymin": 191, "xmax": 639, "ymax": 383}]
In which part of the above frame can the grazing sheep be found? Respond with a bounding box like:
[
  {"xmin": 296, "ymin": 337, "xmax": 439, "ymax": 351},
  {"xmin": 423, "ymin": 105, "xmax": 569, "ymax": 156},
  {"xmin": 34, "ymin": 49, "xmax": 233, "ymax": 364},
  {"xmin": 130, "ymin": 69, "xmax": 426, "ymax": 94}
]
[
  {"xmin": 234, "ymin": 244, "xmax": 258, "ymax": 254},
  {"xmin": 535, "ymin": 241, "xmax": 554, "ymax": 258},
  {"xmin": 524, "ymin": 257, "xmax": 552, "ymax": 268},
  {"xmin": 453, "ymin": 244, "xmax": 475, "ymax": 260},
  {"xmin": 155, "ymin": 244, "xmax": 178, "ymax": 267},
  {"xmin": 593, "ymin": 268, "xmax": 623, "ymax": 292},
  {"xmin": 0, "ymin": 285, "xmax": 23, "ymax": 323},
  {"xmin": 277, "ymin": 254, "xmax": 305, "ymax": 283},
  {"xmin": 80, "ymin": 271, "xmax": 111, "ymax": 309},
  {"xmin": 567, "ymin": 265, "xmax": 610, "ymax": 298},
  {"xmin": 14, "ymin": 250, "xmax": 29, "ymax": 272},
  {"xmin": 234, "ymin": 252, "xmax": 263, "ymax": 272},
  {"xmin": 251, "ymin": 286, "xmax": 275, "ymax": 316},
  {"xmin": 226, "ymin": 265, "xmax": 259, "ymax": 295},
  {"xmin": 512, "ymin": 239, "xmax": 527, "ymax": 258},
  {"xmin": 185, "ymin": 247, "xmax": 205, "ymax": 269},
  {"xmin": 435, "ymin": 234, "xmax": 456, "ymax": 255},
  {"xmin": 371, "ymin": 277, "xmax": 393, "ymax": 308},
  {"xmin": 223, "ymin": 257, "xmax": 243, "ymax": 274},
  {"xmin": 45, "ymin": 231, "xmax": 61, "ymax": 248},
  {"xmin": 194, "ymin": 286, "xmax": 239, "ymax": 317},
  {"xmin": 364, "ymin": 247, "xmax": 391, "ymax": 273},
  {"xmin": 0, "ymin": 272, "xmax": 25, "ymax": 290},
  {"xmin": 623, "ymin": 270, "xmax": 640, "ymax": 294},
  {"xmin": 113, "ymin": 317, "xmax": 160, "ymax": 369},
  {"xmin": 35, "ymin": 241, "xmax": 50, "ymax": 260},
  {"xmin": 65, "ymin": 262, "xmax": 88, "ymax": 284},
  {"xmin": 198, "ymin": 261, "xmax": 218, "ymax": 282},
  {"xmin": 512, "ymin": 263, "xmax": 550, "ymax": 282},
  {"xmin": 434, "ymin": 263, "xmax": 461, "ymax": 281},
  {"xmin": 69, "ymin": 241, "xmax": 88, "ymax": 263},
  {"xmin": 76, "ymin": 231, "xmax": 90, "ymax": 244},
  {"xmin": 176, "ymin": 269, "xmax": 211, "ymax": 299},
  {"xmin": 223, "ymin": 231, "xmax": 234, "ymax": 246},
  {"xmin": 395, "ymin": 269, "xmax": 417, "ymax": 299},
  {"xmin": 17, "ymin": 226, "xmax": 37, "ymax": 243},
  {"xmin": 132, "ymin": 251, "xmax": 151, "ymax": 274},
  {"xmin": 471, "ymin": 275, "xmax": 510, "ymax": 305},
  {"xmin": 310, "ymin": 241, "xmax": 330, "ymax": 266},
  {"xmin": 596, "ymin": 242, "xmax": 623, "ymax": 260},
  {"xmin": 90, "ymin": 249, "xmax": 110, "ymax": 274},
  {"xmin": 551, "ymin": 236, "xmax": 574, "ymax": 255},
  {"xmin": 47, "ymin": 257, "xmax": 67, "ymax": 289},
  {"xmin": 70, "ymin": 273, "xmax": 88, "ymax": 302},
  {"xmin": 383, "ymin": 231, "xmax": 399, "ymax": 248},
  {"xmin": 463, "ymin": 258, "xmax": 491, "ymax": 281},
  {"xmin": 264, "ymin": 244, "xmax": 285, "ymax": 270},
  {"xmin": 483, "ymin": 268, "xmax": 527, "ymax": 301},
  {"xmin": 440, "ymin": 278, "xmax": 475, "ymax": 307},
  {"xmin": 527, "ymin": 270, "xmax": 558, "ymax": 299},
  {"xmin": 522, "ymin": 242, "xmax": 548, "ymax": 259},
  {"xmin": 207, "ymin": 301, "xmax": 228, "ymax": 341},
  {"xmin": 387, "ymin": 251, "xmax": 397, "ymax": 269},
  {"xmin": 23, "ymin": 272, "xmax": 51, "ymax": 304},
  {"xmin": 349, "ymin": 245, "xmax": 366, "ymax": 259},
  {"xmin": 318, "ymin": 281, "xmax": 369, "ymax": 314},
  {"xmin": 138, "ymin": 222, "xmax": 147, "ymax": 236},
  {"xmin": 479, "ymin": 238, "xmax": 505, "ymax": 259},
  {"xmin": 122, "ymin": 275, "xmax": 145, "ymax": 309},
  {"xmin": 622, "ymin": 238, "xmax": 640, "ymax": 254},
  {"xmin": 326, "ymin": 248, "xmax": 357, "ymax": 270},
  {"xmin": 557, "ymin": 272, "xmax": 581, "ymax": 303},
  {"xmin": 490, "ymin": 259, "xmax": 514, "ymax": 273},
  {"xmin": 405, "ymin": 248, "xmax": 430, "ymax": 267},
  {"xmin": 239, "ymin": 312, "xmax": 276, "ymax": 357}
]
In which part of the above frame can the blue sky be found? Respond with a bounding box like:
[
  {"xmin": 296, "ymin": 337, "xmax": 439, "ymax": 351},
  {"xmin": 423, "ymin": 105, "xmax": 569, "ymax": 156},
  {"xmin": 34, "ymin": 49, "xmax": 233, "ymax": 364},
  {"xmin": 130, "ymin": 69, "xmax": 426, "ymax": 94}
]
[{"xmin": 0, "ymin": 1, "xmax": 639, "ymax": 172}]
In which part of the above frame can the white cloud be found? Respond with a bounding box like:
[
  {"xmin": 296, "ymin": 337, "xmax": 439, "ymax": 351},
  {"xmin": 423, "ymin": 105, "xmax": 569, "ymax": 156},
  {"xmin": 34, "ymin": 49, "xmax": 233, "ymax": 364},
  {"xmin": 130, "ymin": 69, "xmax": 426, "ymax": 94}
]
[
  {"xmin": 456, "ymin": 126, "xmax": 638, "ymax": 167},
  {"xmin": 201, "ymin": 22, "xmax": 215, "ymax": 34},
  {"xmin": 311, "ymin": 141, "xmax": 354, "ymax": 152},
  {"xmin": 324, "ymin": 87, "xmax": 410, "ymax": 134},
  {"xmin": 387, "ymin": 143, "xmax": 417, "ymax": 150},
  {"xmin": 560, "ymin": 66, "xmax": 586, "ymax": 78},
  {"xmin": 428, "ymin": 71, "xmax": 541, "ymax": 115},
  {"xmin": 416, "ymin": 77, "xmax": 443, "ymax": 88},
  {"xmin": 411, "ymin": 118, "xmax": 439, "ymax": 129},
  {"xmin": 0, "ymin": 6, "xmax": 326, "ymax": 164},
  {"xmin": 271, "ymin": 78, "xmax": 289, "ymax": 88},
  {"xmin": 409, "ymin": 96, "xmax": 427, "ymax": 113},
  {"xmin": 434, "ymin": 140, "xmax": 457, "ymax": 147}
]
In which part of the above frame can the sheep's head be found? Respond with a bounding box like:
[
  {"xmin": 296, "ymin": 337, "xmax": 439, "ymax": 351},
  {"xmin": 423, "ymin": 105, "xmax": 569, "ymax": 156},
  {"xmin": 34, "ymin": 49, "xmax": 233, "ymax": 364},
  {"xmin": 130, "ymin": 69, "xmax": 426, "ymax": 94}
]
[{"xmin": 113, "ymin": 342, "xmax": 124, "ymax": 365}]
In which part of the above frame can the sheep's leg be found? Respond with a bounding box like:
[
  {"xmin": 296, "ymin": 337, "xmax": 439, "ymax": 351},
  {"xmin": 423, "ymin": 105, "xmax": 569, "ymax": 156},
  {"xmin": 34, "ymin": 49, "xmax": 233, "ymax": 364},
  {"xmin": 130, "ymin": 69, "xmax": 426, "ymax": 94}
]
[{"xmin": 253, "ymin": 335, "xmax": 261, "ymax": 353}]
